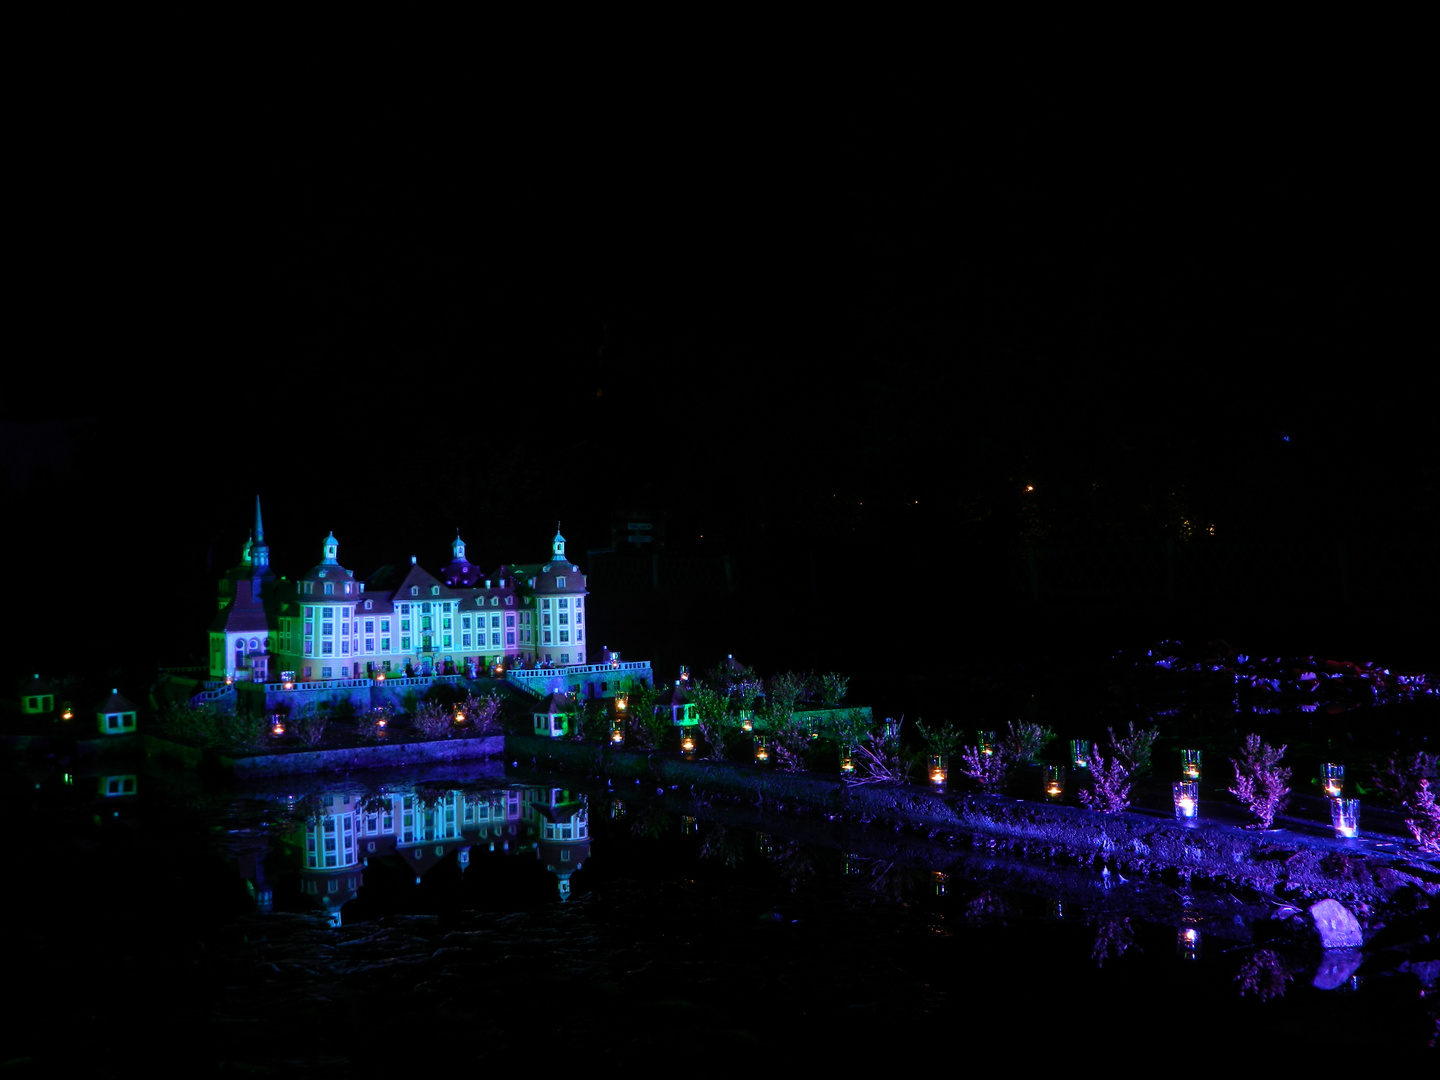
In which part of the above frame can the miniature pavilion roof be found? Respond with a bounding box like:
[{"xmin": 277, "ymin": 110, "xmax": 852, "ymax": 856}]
[
  {"xmin": 535, "ymin": 692, "xmax": 578, "ymax": 713},
  {"xmin": 98, "ymin": 689, "xmax": 137, "ymax": 714}
]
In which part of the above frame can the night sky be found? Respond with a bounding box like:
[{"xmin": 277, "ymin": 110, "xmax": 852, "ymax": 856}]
[{"xmin": 4, "ymin": 90, "xmax": 1434, "ymax": 703}]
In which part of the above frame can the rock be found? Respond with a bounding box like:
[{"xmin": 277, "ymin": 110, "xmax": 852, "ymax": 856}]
[{"xmin": 1309, "ymin": 898, "xmax": 1363, "ymax": 948}]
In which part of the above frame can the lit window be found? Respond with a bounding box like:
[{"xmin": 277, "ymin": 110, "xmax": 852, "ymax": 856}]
[{"xmin": 324, "ymin": 582, "xmax": 334, "ymax": 595}]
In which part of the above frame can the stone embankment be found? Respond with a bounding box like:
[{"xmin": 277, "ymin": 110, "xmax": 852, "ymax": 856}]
[{"xmin": 507, "ymin": 733, "xmax": 1440, "ymax": 905}]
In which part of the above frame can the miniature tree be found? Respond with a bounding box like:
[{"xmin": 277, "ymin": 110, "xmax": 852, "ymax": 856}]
[
  {"xmin": 412, "ymin": 701, "xmax": 453, "ymax": 739},
  {"xmin": 1229, "ymin": 733, "xmax": 1290, "ymax": 829},
  {"xmin": 1077, "ymin": 743, "xmax": 1132, "ymax": 813}
]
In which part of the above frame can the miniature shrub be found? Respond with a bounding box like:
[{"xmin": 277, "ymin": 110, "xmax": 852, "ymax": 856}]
[
  {"xmin": 914, "ymin": 718, "xmax": 964, "ymax": 758},
  {"xmin": 1077, "ymin": 744, "xmax": 1132, "ymax": 813},
  {"xmin": 818, "ymin": 672, "xmax": 849, "ymax": 707},
  {"xmin": 1404, "ymin": 779, "xmax": 1440, "ymax": 853},
  {"xmin": 957, "ymin": 741, "xmax": 1010, "ymax": 794},
  {"xmin": 1229, "ymin": 733, "xmax": 1290, "ymax": 829},
  {"xmin": 1003, "ymin": 720, "xmax": 1057, "ymax": 763},
  {"xmin": 1108, "ymin": 720, "xmax": 1159, "ymax": 776},
  {"xmin": 412, "ymin": 702, "xmax": 453, "ymax": 739}
]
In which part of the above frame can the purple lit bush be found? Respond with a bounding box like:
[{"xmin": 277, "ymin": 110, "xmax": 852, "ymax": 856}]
[{"xmin": 1230, "ymin": 734, "xmax": 1290, "ymax": 829}]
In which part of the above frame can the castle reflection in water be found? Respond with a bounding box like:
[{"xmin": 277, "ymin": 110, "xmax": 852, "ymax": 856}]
[{"xmin": 260, "ymin": 783, "xmax": 592, "ymax": 922}]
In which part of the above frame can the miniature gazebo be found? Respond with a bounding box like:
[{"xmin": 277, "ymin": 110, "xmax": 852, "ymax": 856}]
[
  {"xmin": 96, "ymin": 689, "xmax": 138, "ymax": 736},
  {"xmin": 20, "ymin": 674, "xmax": 55, "ymax": 716},
  {"xmin": 655, "ymin": 681, "xmax": 697, "ymax": 728},
  {"xmin": 532, "ymin": 692, "xmax": 578, "ymax": 738}
]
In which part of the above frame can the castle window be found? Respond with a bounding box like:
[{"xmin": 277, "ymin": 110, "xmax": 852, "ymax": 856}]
[
  {"xmin": 559, "ymin": 598, "xmax": 568, "ymax": 609},
  {"xmin": 506, "ymin": 631, "xmax": 515, "ymax": 645},
  {"xmin": 556, "ymin": 577, "xmax": 565, "ymax": 588},
  {"xmin": 381, "ymin": 638, "xmax": 390, "ymax": 651},
  {"xmin": 506, "ymin": 596, "xmax": 513, "ymax": 605},
  {"xmin": 365, "ymin": 620, "xmax": 374, "ymax": 634},
  {"xmin": 402, "ymin": 637, "xmax": 411, "ymax": 650},
  {"xmin": 322, "ymin": 643, "xmax": 333, "ymax": 655},
  {"xmin": 505, "ymin": 614, "xmax": 514, "ymax": 627},
  {"xmin": 490, "ymin": 597, "xmax": 498, "ymax": 606},
  {"xmin": 345, "ymin": 583, "xmax": 352, "ymax": 594},
  {"xmin": 365, "ymin": 600, "xmax": 372, "ymax": 610},
  {"xmin": 421, "ymin": 603, "xmax": 431, "ymax": 614},
  {"xmin": 432, "ymin": 586, "xmax": 439, "ymax": 596},
  {"xmin": 324, "ymin": 582, "xmax": 334, "ymax": 595},
  {"xmin": 411, "ymin": 586, "xmax": 419, "ymax": 596},
  {"xmin": 560, "ymin": 630, "xmax": 570, "ymax": 643},
  {"xmin": 381, "ymin": 619, "xmax": 390, "ymax": 632}
]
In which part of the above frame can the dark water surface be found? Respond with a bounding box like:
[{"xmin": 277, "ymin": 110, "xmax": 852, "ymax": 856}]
[{"xmin": 7, "ymin": 757, "xmax": 1436, "ymax": 1073}]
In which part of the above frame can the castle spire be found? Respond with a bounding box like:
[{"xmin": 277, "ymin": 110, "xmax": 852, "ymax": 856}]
[
  {"xmin": 552, "ymin": 523, "xmax": 566, "ymax": 561},
  {"xmin": 251, "ymin": 496, "xmax": 270, "ymax": 570}
]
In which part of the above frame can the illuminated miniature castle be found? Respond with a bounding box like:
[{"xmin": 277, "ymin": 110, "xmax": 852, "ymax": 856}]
[{"xmin": 210, "ymin": 499, "xmax": 589, "ymax": 683}]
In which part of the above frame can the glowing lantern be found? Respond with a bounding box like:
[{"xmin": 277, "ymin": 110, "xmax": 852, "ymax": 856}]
[
  {"xmin": 839, "ymin": 749, "xmax": 856, "ymax": 775},
  {"xmin": 978, "ymin": 731, "xmax": 997, "ymax": 757},
  {"xmin": 1331, "ymin": 798, "xmax": 1360, "ymax": 839},
  {"xmin": 616, "ymin": 694, "xmax": 628, "ymax": 713},
  {"xmin": 929, "ymin": 753, "xmax": 948, "ymax": 791},
  {"xmin": 1321, "ymin": 762, "xmax": 1344, "ymax": 798},
  {"xmin": 754, "ymin": 737, "xmax": 770, "ymax": 764},
  {"xmin": 224, "ymin": 673, "xmax": 234, "ymax": 686},
  {"xmin": 1180, "ymin": 749, "xmax": 1202, "ymax": 780},
  {"xmin": 375, "ymin": 671, "xmax": 386, "ymax": 683},
  {"xmin": 680, "ymin": 731, "xmax": 696, "ymax": 756},
  {"xmin": 453, "ymin": 710, "xmax": 466, "ymax": 725},
  {"xmin": 1042, "ymin": 765, "xmax": 1064, "ymax": 799},
  {"xmin": 610, "ymin": 722, "xmax": 624, "ymax": 745},
  {"xmin": 1172, "ymin": 781, "xmax": 1199, "ymax": 820},
  {"xmin": 1070, "ymin": 739, "xmax": 1091, "ymax": 770},
  {"xmin": 271, "ymin": 719, "xmax": 285, "ymax": 737},
  {"xmin": 740, "ymin": 710, "xmax": 753, "ymax": 732},
  {"xmin": 61, "ymin": 703, "xmax": 74, "ymax": 721}
]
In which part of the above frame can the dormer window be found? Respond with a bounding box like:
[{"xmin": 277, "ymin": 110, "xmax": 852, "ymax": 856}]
[
  {"xmin": 431, "ymin": 586, "xmax": 439, "ymax": 596},
  {"xmin": 364, "ymin": 600, "xmax": 372, "ymax": 610},
  {"xmin": 324, "ymin": 582, "xmax": 334, "ymax": 595},
  {"xmin": 344, "ymin": 583, "xmax": 352, "ymax": 594},
  {"xmin": 490, "ymin": 597, "xmax": 498, "ymax": 606},
  {"xmin": 411, "ymin": 586, "xmax": 419, "ymax": 597},
  {"xmin": 556, "ymin": 577, "xmax": 566, "ymax": 588},
  {"xmin": 506, "ymin": 596, "xmax": 513, "ymax": 605}
]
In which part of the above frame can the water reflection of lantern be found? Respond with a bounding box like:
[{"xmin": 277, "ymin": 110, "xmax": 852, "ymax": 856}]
[
  {"xmin": 61, "ymin": 702, "xmax": 74, "ymax": 721},
  {"xmin": 1042, "ymin": 765, "xmax": 1064, "ymax": 799},
  {"xmin": 610, "ymin": 721, "xmax": 624, "ymax": 745},
  {"xmin": 1321, "ymin": 763, "xmax": 1345, "ymax": 798},
  {"xmin": 928, "ymin": 753, "xmax": 948, "ymax": 792},
  {"xmin": 610, "ymin": 798, "xmax": 626, "ymax": 820},
  {"xmin": 1070, "ymin": 739, "xmax": 1091, "ymax": 769},
  {"xmin": 931, "ymin": 870, "xmax": 948, "ymax": 898},
  {"xmin": 1180, "ymin": 749, "xmax": 1202, "ymax": 780},
  {"xmin": 1331, "ymin": 798, "xmax": 1360, "ymax": 838},
  {"xmin": 754, "ymin": 737, "xmax": 770, "ymax": 764},
  {"xmin": 681, "ymin": 814, "xmax": 697, "ymax": 836},
  {"xmin": 978, "ymin": 731, "xmax": 997, "ymax": 757},
  {"xmin": 884, "ymin": 717, "xmax": 900, "ymax": 740},
  {"xmin": 1173, "ymin": 781, "xmax": 1199, "ymax": 820},
  {"xmin": 839, "ymin": 748, "xmax": 856, "ymax": 776},
  {"xmin": 1177, "ymin": 927, "xmax": 1202, "ymax": 960}
]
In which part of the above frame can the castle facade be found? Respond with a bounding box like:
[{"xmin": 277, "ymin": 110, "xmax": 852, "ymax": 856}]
[{"xmin": 210, "ymin": 500, "xmax": 589, "ymax": 684}]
